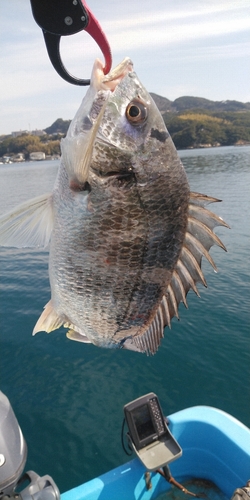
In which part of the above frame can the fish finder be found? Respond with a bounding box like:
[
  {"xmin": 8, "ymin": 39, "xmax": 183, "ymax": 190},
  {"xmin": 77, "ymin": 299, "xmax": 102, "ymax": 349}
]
[{"xmin": 124, "ymin": 393, "xmax": 182, "ymax": 471}]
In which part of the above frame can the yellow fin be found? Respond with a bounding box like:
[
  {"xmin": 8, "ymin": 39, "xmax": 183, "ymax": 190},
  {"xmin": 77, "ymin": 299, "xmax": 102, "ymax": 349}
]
[{"xmin": 33, "ymin": 300, "xmax": 63, "ymax": 335}]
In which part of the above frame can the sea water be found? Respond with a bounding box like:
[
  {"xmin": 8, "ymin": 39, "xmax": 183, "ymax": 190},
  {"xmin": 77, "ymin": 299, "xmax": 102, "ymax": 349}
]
[{"xmin": 0, "ymin": 146, "xmax": 249, "ymax": 493}]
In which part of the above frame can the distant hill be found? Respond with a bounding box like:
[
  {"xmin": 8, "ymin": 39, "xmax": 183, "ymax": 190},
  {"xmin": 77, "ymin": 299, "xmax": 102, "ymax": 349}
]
[
  {"xmin": 149, "ymin": 94, "xmax": 250, "ymax": 149},
  {"xmin": 44, "ymin": 118, "xmax": 71, "ymax": 135},
  {"xmin": 1, "ymin": 95, "xmax": 249, "ymax": 158},
  {"xmin": 41, "ymin": 95, "xmax": 250, "ymax": 138},
  {"xmin": 150, "ymin": 94, "xmax": 250, "ymax": 113},
  {"xmin": 149, "ymin": 93, "xmax": 173, "ymax": 113}
]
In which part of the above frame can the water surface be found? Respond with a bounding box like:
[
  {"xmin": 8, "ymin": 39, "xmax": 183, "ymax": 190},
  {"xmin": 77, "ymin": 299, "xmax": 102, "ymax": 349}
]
[{"xmin": 0, "ymin": 146, "xmax": 249, "ymax": 492}]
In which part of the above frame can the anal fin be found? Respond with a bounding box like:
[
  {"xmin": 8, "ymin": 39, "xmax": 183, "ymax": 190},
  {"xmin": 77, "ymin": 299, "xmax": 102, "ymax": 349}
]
[{"xmin": 33, "ymin": 303, "xmax": 91, "ymax": 344}]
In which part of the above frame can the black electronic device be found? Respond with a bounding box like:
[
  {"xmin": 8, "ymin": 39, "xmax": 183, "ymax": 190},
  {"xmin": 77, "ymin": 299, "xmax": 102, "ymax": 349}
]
[
  {"xmin": 124, "ymin": 393, "xmax": 182, "ymax": 471},
  {"xmin": 124, "ymin": 392, "xmax": 167, "ymax": 450}
]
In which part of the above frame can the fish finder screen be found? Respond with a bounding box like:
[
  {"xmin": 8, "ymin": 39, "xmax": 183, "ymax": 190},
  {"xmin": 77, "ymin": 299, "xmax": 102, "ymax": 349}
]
[{"xmin": 133, "ymin": 404, "xmax": 155, "ymax": 441}]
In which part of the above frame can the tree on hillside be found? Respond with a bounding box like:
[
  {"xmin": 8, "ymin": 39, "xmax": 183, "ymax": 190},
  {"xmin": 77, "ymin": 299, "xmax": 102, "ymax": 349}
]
[
  {"xmin": 0, "ymin": 134, "xmax": 41, "ymax": 158},
  {"xmin": 0, "ymin": 134, "xmax": 60, "ymax": 159},
  {"xmin": 41, "ymin": 140, "xmax": 61, "ymax": 155},
  {"xmin": 163, "ymin": 110, "xmax": 250, "ymax": 148},
  {"xmin": 44, "ymin": 118, "xmax": 71, "ymax": 135}
]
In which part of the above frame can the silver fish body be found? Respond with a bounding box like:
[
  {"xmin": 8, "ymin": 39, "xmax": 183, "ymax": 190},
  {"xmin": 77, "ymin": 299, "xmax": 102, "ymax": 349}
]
[{"xmin": 0, "ymin": 58, "xmax": 229, "ymax": 354}]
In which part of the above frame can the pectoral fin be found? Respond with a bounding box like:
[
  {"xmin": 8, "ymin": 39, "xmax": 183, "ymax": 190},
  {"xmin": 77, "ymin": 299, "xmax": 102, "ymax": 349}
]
[
  {"xmin": 0, "ymin": 193, "xmax": 53, "ymax": 248},
  {"xmin": 61, "ymin": 98, "xmax": 108, "ymax": 184}
]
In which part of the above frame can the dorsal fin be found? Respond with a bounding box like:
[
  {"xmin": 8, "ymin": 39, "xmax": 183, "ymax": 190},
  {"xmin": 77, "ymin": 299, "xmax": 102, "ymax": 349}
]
[
  {"xmin": 129, "ymin": 308, "xmax": 165, "ymax": 355},
  {"xmin": 128, "ymin": 192, "xmax": 229, "ymax": 355}
]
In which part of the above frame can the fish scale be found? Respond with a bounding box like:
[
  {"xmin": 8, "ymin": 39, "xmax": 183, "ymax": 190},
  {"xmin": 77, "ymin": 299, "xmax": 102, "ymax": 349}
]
[{"xmin": 51, "ymin": 163, "xmax": 147, "ymax": 341}]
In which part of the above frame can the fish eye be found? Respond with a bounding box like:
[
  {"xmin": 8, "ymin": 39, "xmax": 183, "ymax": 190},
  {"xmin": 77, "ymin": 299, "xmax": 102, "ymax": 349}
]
[{"xmin": 126, "ymin": 99, "xmax": 147, "ymax": 125}]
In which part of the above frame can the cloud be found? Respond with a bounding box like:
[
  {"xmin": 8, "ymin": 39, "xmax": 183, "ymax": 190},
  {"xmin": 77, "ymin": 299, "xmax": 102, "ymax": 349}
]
[
  {"xmin": 1, "ymin": 0, "xmax": 249, "ymax": 134},
  {"xmin": 105, "ymin": 19, "xmax": 250, "ymax": 52},
  {"xmin": 102, "ymin": 1, "xmax": 249, "ymax": 31},
  {"xmin": 161, "ymin": 41, "xmax": 250, "ymax": 63},
  {"xmin": 58, "ymin": 3, "xmax": 250, "ymax": 57}
]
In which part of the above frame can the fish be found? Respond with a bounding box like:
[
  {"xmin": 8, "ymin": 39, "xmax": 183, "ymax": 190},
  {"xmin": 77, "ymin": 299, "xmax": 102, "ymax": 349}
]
[{"xmin": 0, "ymin": 57, "xmax": 229, "ymax": 355}]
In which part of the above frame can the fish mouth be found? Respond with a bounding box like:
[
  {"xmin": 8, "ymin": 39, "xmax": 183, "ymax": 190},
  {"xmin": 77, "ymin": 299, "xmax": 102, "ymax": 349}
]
[
  {"xmin": 90, "ymin": 167, "xmax": 135, "ymax": 185},
  {"xmin": 91, "ymin": 57, "xmax": 134, "ymax": 92}
]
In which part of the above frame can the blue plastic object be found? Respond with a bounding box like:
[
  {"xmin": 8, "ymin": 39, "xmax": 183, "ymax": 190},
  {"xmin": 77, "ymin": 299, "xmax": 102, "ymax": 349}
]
[{"xmin": 61, "ymin": 406, "xmax": 250, "ymax": 500}]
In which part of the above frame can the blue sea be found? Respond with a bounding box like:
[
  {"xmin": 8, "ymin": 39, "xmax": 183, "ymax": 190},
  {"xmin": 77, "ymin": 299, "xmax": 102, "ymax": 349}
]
[{"xmin": 0, "ymin": 146, "xmax": 249, "ymax": 493}]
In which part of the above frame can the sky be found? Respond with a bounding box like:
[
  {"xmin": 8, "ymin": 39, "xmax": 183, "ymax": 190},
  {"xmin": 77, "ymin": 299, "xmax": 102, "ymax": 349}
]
[{"xmin": 0, "ymin": 0, "xmax": 250, "ymax": 136}]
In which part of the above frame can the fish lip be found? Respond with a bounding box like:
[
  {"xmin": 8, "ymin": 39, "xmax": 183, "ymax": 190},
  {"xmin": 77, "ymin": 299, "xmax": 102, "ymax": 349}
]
[
  {"xmin": 65, "ymin": 58, "xmax": 134, "ymax": 138},
  {"xmin": 85, "ymin": 58, "xmax": 134, "ymax": 133},
  {"xmin": 91, "ymin": 57, "xmax": 134, "ymax": 92}
]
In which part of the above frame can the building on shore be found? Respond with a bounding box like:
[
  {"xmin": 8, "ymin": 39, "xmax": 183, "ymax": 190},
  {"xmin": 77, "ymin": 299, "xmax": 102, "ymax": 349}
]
[
  {"xmin": 11, "ymin": 129, "xmax": 46, "ymax": 137},
  {"xmin": 29, "ymin": 152, "xmax": 46, "ymax": 161}
]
